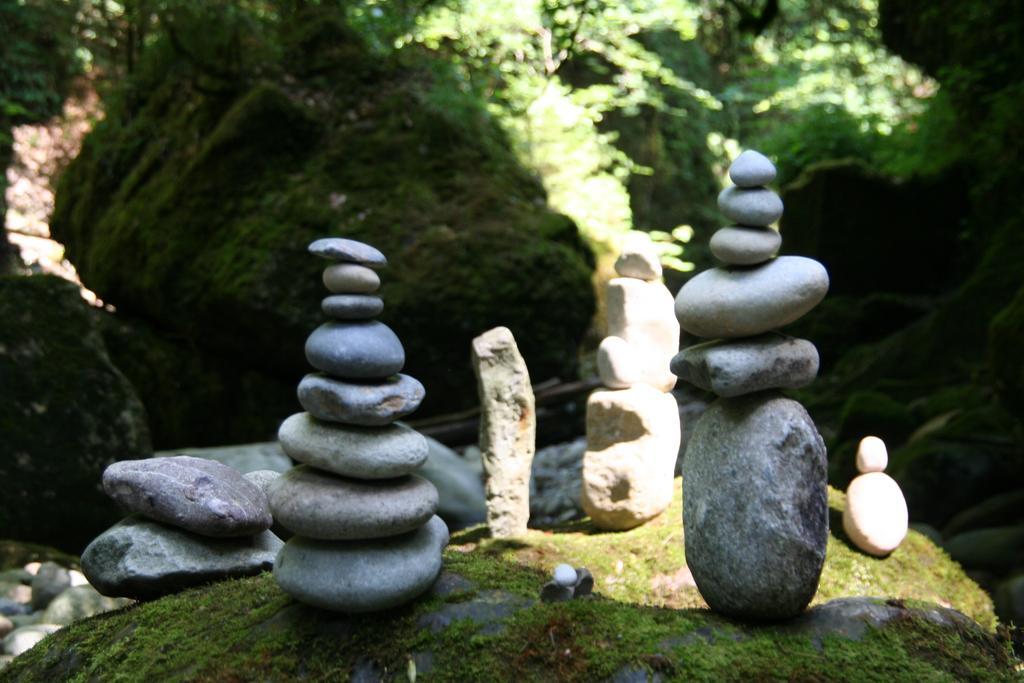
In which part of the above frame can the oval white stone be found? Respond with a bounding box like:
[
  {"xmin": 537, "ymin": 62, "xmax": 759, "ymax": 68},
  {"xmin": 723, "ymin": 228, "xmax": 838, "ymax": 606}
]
[
  {"xmin": 856, "ymin": 436, "xmax": 888, "ymax": 473},
  {"xmin": 553, "ymin": 564, "xmax": 578, "ymax": 587},
  {"xmin": 843, "ymin": 472, "xmax": 908, "ymax": 556}
]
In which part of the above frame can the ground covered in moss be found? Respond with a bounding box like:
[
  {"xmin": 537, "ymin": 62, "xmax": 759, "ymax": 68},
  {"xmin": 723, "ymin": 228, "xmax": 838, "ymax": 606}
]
[{"xmin": 5, "ymin": 479, "xmax": 1013, "ymax": 682}]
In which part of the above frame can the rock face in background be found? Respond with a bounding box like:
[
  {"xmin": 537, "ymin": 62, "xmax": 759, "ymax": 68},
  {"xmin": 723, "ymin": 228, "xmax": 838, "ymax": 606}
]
[
  {"xmin": 50, "ymin": 15, "xmax": 594, "ymax": 449},
  {"xmin": 0, "ymin": 275, "xmax": 151, "ymax": 553}
]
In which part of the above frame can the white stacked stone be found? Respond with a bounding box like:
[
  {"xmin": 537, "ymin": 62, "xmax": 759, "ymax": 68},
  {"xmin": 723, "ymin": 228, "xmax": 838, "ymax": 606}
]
[
  {"xmin": 843, "ymin": 436, "xmax": 909, "ymax": 556},
  {"xmin": 673, "ymin": 150, "xmax": 830, "ymax": 620},
  {"xmin": 582, "ymin": 233, "xmax": 681, "ymax": 531},
  {"xmin": 270, "ymin": 238, "xmax": 448, "ymax": 613}
]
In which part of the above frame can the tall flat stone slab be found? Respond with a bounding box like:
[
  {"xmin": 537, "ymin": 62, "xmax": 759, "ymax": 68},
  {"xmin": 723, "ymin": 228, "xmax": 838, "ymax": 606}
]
[
  {"xmin": 471, "ymin": 327, "xmax": 535, "ymax": 539},
  {"xmin": 581, "ymin": 385, "xmax": 680, "ymax": 530},
  {"xmin": 682, "ymin": 394, "xmax": 828, "ymax": 619}
]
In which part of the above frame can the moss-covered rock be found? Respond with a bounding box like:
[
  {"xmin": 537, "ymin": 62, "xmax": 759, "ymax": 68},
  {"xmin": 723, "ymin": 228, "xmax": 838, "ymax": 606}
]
[
  {"xmin": 51, "ymin": 11, "xmax": 595, "ymax": 447},
  {"xmin": 4, "ymin": 479, "xmax": 1011, "ymax": 681},
  {"xmin": 0, "ymin": 275, "xmax": 151, "ymax": 553}
]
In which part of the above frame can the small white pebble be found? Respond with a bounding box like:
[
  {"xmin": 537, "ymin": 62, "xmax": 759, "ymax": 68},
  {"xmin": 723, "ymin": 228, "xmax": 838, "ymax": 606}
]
[
  {"xmin": 23, "ymin": 562, "xmax": 40, "ymax": 576},
  {"xmin": 69, "ymin": 570, "xmax": 89, "ymax": 587},
  {"xmin": 856, "ymin": 436, "xmax": 888, "ymax": 473},
  {"xmin": 553, "ymin": 564, "xmax": 577, "ymax": 587}
]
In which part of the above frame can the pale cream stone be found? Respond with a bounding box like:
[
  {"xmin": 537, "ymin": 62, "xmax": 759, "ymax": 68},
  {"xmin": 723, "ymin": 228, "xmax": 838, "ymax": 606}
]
[
  {"xmin": 322, "ymin": 263, "xmax": 380, "ymax": 294},
  {"xmin": 581, "ymin": 386, "xmax": 680, "ymax": 530},
  {"xmin": 843, "ymin": 471, "xmax": 908, "ymax": 556},
  {"xmin": 856, "ymin": 436, "xmax": 888, "ymax": 473},
  {"xmin": 603, "ymin": 278, "xmax": 679, "ymax": 392},
  {"xmin": 614, "ymin": 233, "xmax": 662, "ymax": 280},
  {"xmin": 596, "ymin": 336, "xmax": 640, "ymax": 389}
]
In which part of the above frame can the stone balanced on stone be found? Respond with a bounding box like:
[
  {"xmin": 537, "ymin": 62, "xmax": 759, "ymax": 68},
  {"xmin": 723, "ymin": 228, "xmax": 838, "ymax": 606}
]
[
  {"xmin": 270, "ymin": 238, "xmax": 448, "ymax": 612},
  {"xmin": 672, "ymin": 150, "xmax": 830, "ymax": 620},
  {"xmin": 82, "ymin": 456, "xmax": 282, "ymax": 600},
  {"xmin": 843, "ymin": 436, "xmax": 909, "ymax": 556},
  {"xmin": 582, "ymin": 233, "xmax": 681, "ymax": 530}
]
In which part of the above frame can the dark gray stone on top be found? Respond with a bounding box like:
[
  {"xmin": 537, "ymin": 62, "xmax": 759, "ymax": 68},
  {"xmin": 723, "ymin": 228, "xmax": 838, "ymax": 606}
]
[
  {"xmin": 308, "ymin": 238, "xmax": 387, "ymax": 268},
  {"xmin": 305, "ymin": 321, "xmax": 405, "ymax": 379},
  {"xmin": 670, "ymin": 334, "xmax": 819, "ymax": 397},
  {"xmin": 321, "ymin": 295, "xmax": 384, "ymax": 320}
]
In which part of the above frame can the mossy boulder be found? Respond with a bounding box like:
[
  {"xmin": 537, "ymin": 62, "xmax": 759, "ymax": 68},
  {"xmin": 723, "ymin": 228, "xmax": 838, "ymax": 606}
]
[
  {"xmin": 6, "ymin": 480, "xmax": 1011, "ymax": 681},
  {"xmin": 51, "ymin": 13, "xmax": 595, "ymax": 447},
  {"xmin": 0, "ymin": 275, "xmax": 151, "ymax": 553}
]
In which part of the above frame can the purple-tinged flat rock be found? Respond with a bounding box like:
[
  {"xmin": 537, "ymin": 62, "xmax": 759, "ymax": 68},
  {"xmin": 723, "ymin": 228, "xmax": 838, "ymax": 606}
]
[{"xmin": 308, "ymin": 238, "xmax": 387, "ymax": 269}]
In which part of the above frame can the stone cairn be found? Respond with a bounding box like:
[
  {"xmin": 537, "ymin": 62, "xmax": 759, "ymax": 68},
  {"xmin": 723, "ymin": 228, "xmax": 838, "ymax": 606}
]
[
  {"xmin": 270, "ymin": 238, "xmax": 448, "ymax": 613},
  {"xmin": 581, "ymin": 234, "xmax": 681, "ymax": 530},
  {"xmin": 672, "ymin": 150, "xmax": 830, "ymax": 619},
  {"xmin": 843, "ymin": 436, "xmax": 908, "ymax": 556}
]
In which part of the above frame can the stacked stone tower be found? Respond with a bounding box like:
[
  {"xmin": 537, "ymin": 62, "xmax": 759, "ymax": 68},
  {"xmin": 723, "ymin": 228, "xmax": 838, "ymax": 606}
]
[
  {"xmin": 672, "ymin": 151, "xmax": 830, "ymax": 619},
  {"xmin": 269, "ymin": 238, "xmax": 448, "ymax": 612}
]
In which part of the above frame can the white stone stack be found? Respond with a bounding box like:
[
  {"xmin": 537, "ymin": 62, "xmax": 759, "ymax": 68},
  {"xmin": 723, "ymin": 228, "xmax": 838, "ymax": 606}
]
[
  {"xmin": 672, "ymin": 150, "xmax": 830, "ymax": 620},
  {"xmin": 843, "ymin": 436, "xmax": 909, "ymax": 556},
  {"xmin": 270, "ymin": 237, "xmax": 448, "ymax": 613},
  {"xmin": 581, "ymin": 234, "xmax": 681, "ymax": 530}
]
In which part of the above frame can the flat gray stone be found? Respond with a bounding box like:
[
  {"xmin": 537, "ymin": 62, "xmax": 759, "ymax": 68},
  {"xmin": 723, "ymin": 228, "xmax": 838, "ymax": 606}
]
[
  {"xmin": 708, "ymin": 226, "xmax": 780, "ymax": 266},
  {"xmin": 683, "ymin": 394, "xmax": 828, "ymax": 619},
  {"xmin": 41, "ymin": 585, "xmax": 130, "ymax": 626},
  {"xmin": 674, "ymin": 256, "xmax": 829, "ymax": 338},
  {"xmin": 273, "ymin": 515, "xmax": 449, "ymax": 612},
  {"xmin": 420, "ymin": 438, "xmax": 487, "ymax": 528},
  {"xmin": 308, "ymin": 238, "xmax": 387, "ymax": 268},
  {"xmin": 728, "ymin": 150, "xmax": 776, "ymax": 187},
  {"xmin": 322, "ymin": 264, "xmax": 380, "ymax": 294},
  {"xmin": 305, "ymin": 321, "xmax": 405, "ymax": 379},
  {"xmin": 418, "ymin": 588, "xmax": 532, "ymax": 635},
  {"xmin": 670, "ymin": 335, "xmax": 819, "ymax": 397},
  {"xmin": 268, "ymin": 466, "xmax": 438, "ymax": 540},
  {"xmin": 103, "ymin": 456, "xmax": 272, "ymax": 537},
  {"xmin": 717, "ymin": 186, "xmax": 783, "ymax": 226},
  {"xmin": 278, "ymin": 413, "xmax": 429, "ymax": 478},
  {"xmin": 297, "ymin": 373, "xmax": 424, "ymax": 427},
  {"xmin": 81, "ymin": 516, "xmax": 282, "ymax": 601},
  {"xmin": 160, "ymin": 442, "xmax": 293, "ymax": 474},
  {"xmin": 321, "ymin": 295, "xmax": 384, "ymax": 320}
]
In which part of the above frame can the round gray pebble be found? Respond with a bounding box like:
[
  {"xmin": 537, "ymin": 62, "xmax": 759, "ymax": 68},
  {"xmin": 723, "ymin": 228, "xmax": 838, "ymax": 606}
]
[
  {"xmin": 717, "ymin": 186, "xmax": 783, "ymax": 226},
  {"xmin": 322, "ymin": 264, "xmax": 380, "ymax": 294},
  {"xmin": 304, "ymin": 321, "xmax": 405, "ymax": 379},
  {"xmin": 728, "ymin": 150, "xmax": 776, "ymax": 187},
  {"xmin": 321, "ymin": 295, "xmax": 384, "ymax": 320},
  {"xmin": 297, "ymin": 373, "xmax": 424, "ymax": 426},
  {"xmin": 709, "ymin": 226, "xmax": 781, "ymax": 265}
]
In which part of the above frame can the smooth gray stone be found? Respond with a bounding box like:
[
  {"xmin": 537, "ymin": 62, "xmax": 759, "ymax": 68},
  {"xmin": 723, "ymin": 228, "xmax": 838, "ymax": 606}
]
[
  {"xmin": 243, "ymin": 470, "xmax": 281, "ymax": 495},
  {"xmin": 420, "ymin": 438, "xmax": 487, "ymax": 528},
  {"xmin": 670, "ymin": 334, "xmax": 819, "ymax": 397},
  {"xmin": 308, "ymin": 238, "xmax": 387, "ymax": 268},
  {"xmin": 273, "ymin": 515, "xmax": 449, "ymax": 612},
  {"xmin": 717, "ymin": 186, "xmax": 783, "ymax": 226},
  {"xmin": 2, "ymin": 624, "xmax": 60, "ymax": 656},
  {"xmin": 82, "ymin": 516, "xmax": 282, "ymax": 601},
  {"xmin": 41, "ymin": 585, "xmax": 130, "ymax": 626},
  {"xmin": 297, "ymin": 373, "xmax": 424, "ymax": 427},
  {"xmin": 268, "ymin": 466, "xmax": 438, "ymax": 540},
  {"xmin": 321, "ymin": 295, "xmax": 384, "ymax": 320},
  {"xmin": 683, "ymin": 394, "xmax": 828, "ymax": 619},
  {"xmin": 103, "ymin": 456, "xmax": 272, "ymax": 538},
  {"xmin": 160, "ymin": 442, "xmax": 293, "ymax": 474},
  {"xmin": 305, "ymin": 321, "xmax": 405, "ymax": 379},
  {"xmin": 728, "ymin": 150, "xmax": 776, "ymax": 187},
  {"xmin": 29, "ymin": 562, "xmax": 70, "ymax": 611},
  {"xmin": 675, "ymin": 256, "xmax": 829, "ymax": 338},
  {"xmin": 709, "ymin": 226, "xmax": 781, "ymax": 266},
  {"xmin": 278, "ymin": 414, "xmax": 429, "ymax": 479},
  {"xmin": 322, "ymin": 264, "xmax": 380, "ymax": 294}
]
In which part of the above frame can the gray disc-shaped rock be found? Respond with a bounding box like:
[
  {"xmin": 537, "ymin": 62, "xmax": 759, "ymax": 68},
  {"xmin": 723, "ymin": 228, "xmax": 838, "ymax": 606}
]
[
  {"xmin": 674, "ymin": 256, "xmax": 829, "ymax": 338},
  {"xmin": 670, "ymin": 334, "xmax": 819, "ymax": 397},
  {"xmin": 278, "ymin": 412, "xmax": 429, "ymax": 478},
  {"xmin": 709, "ymin": 226, "xmax": 781, "ymax": 266},
  {"xmin": 274, "ymin": 515, "xmax": 449, "ymax": 612},
  {"xmin": 717, "ymin": 186, "xmax": 783, "ymax": 226},
  {"xmin": 82, "ymin": 516, "xmax": 282, "ymax": 601},
  {"xmin": 728, "ymin": 150, "xmax": 776, "ymax": 187},
  {"xmin": 305, "ymin": 321, "xmax": 405, "ymax": 379},
  {"xmin": 308, "ymin": 238, "xmax": 387, "ymax": 268},
  {"xmin": 297, "ymin": 373, "xmax": 424, "ymax": 427},
  {"xmin": 321, "ymin": 295, "xmax": 384, "ymax": 320},
  {"xmin": 102, "ymin": 456, "xmax": 272, "ymax": 537},
  {"xmin": 683, "ymin": 394, "xmax": 828, "ymax": 619},
  {"xmin": 268, "ymin": 465, "xmax": 439, "ymax": 540}
]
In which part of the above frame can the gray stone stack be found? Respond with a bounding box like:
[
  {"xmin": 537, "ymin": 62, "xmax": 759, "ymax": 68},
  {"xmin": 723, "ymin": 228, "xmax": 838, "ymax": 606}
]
[
  {"xmin": 672, "ymin": 150, "xmax": 830, "ymax": 620},
  {"xmin": 270, "ymin": 238, "xmax": 448, "ymax": 613}
]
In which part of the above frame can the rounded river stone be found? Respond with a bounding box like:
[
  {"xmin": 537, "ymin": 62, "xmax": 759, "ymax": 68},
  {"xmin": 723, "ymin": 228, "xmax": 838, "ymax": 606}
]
[
  {"xmin": 102, "ymin": 456, "xmax": 272, "ymax": 537},
  {"xmin": 268, "ymin": 466, "xmax": 438, "ymax": 540},
  {"xmin": 297, "ymin": 373, "xmax": 424, "ymax": 427},
  {"xmin": 674, "ymin": 256, "xmax": 829, "ymax": 338},
  {"xmin": 683, "ymin": 393, "xmax": 828, "ymax": 619},
  {"xmin": 321, "ymin": 295, "xmax": 384, "ymax": 320},
  {"xmin": 709, "ymin": 226, "xmax": 781, "ymax": 266},
  {"xmin": 305, "ymin": 321, "xmax": 405, "ymax": 379},
  {"xmin": 728, "ymin": 150, "xmax": 776, "ymax": 187},
  {"xmin": 273, "ymin": 515, "xmax": 449, "ymax": 612},
  {"xmin": 670, "ymin": 334, "xmax": 819, "ymax": 397},
  {"xmin": 278, "ymin": 412, "xmax": 428, "ymax": 478},
  {"xmin": 308, "ymin": 238, "xmax": 387, "ymax": 268},
  {"xmin": 717, "ymin": 186, "xmax": 783, "ymax": 226},
  {"xmin": 322, "ymin": 264, "xmax": 380, "ymax": 294}
]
